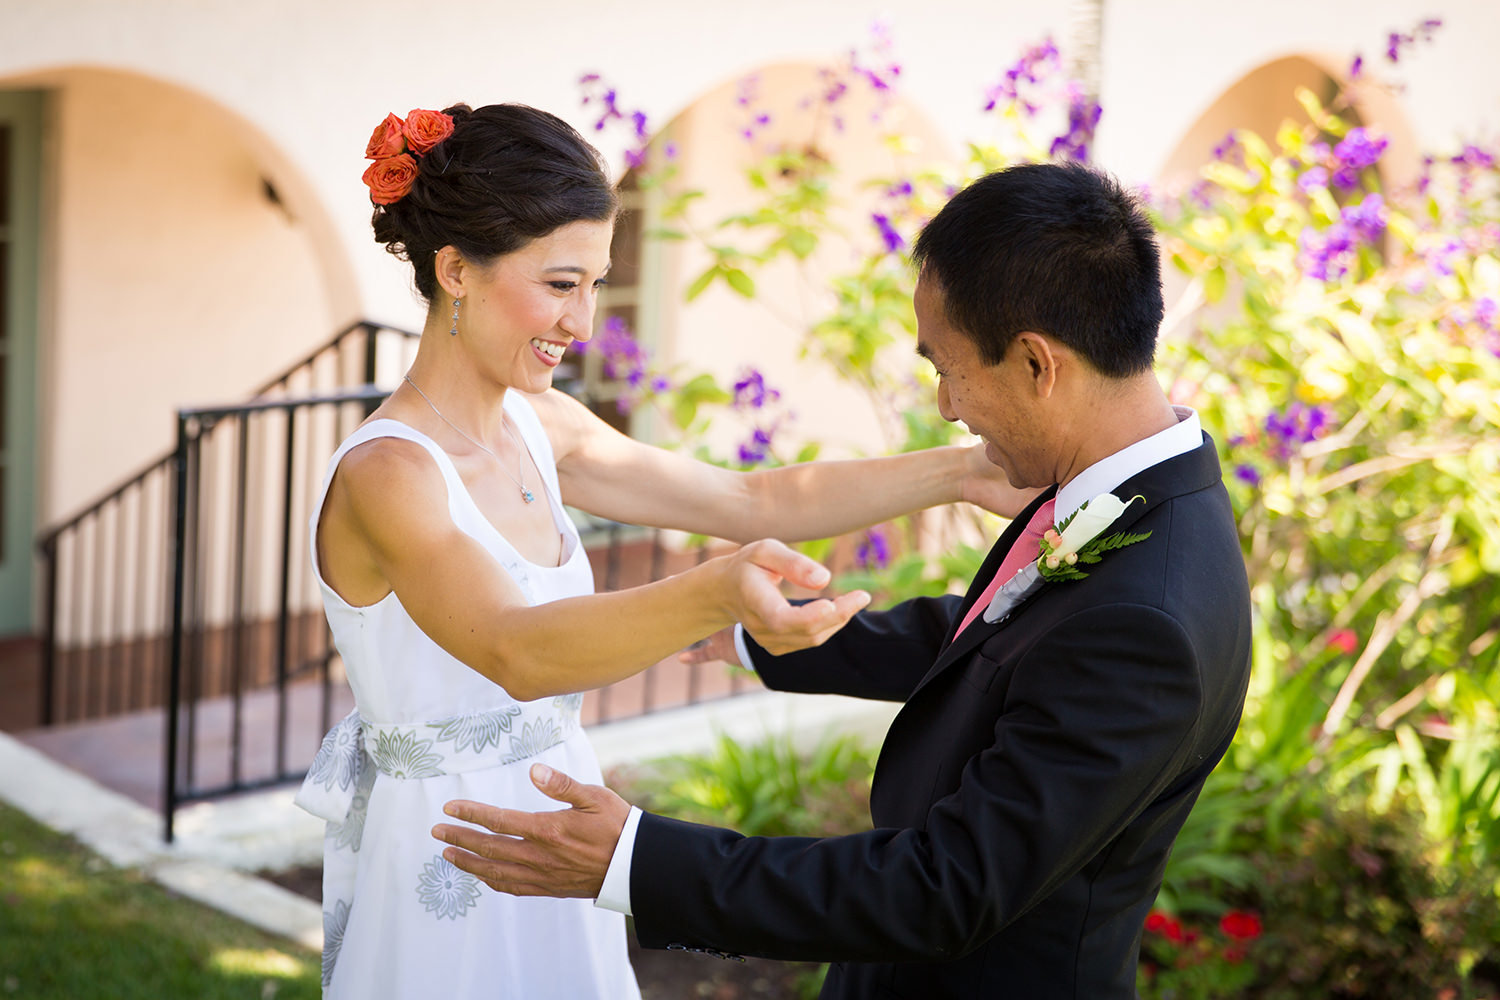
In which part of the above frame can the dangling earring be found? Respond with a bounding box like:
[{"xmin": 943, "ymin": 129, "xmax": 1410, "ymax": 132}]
[{"xmin": 449, "ymin": 297, "xmax": 462, "ymax": 337}]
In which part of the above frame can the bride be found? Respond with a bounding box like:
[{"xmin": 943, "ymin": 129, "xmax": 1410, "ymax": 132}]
[{"xmin": 295, "ymin": 100, "xmax": 1028, "ymax": 998}]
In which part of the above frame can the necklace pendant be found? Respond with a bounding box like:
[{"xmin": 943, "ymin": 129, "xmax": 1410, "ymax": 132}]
[{"xmin": 520, "ymin": 487, "xmax": 535, "ymax": 504}]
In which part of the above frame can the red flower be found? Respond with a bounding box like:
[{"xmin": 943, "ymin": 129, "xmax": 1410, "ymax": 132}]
[
  {"xmin": 362, "ymin": 154, "xmax": 419, "ymax": 205},
  {"xmin": 403, "ymin": 108, "xmax": 454, "ymax": 155},
  {"xmin": 1327, "ymin": 628, "xmax": 1358, "ymax": 655},
  {"xmin": 365, "ymin": 112, "xmax": 407, "ymax": 159},
  {"xmin": 1219, "ymin": 910, "xmax": 1263, "ymax": 941},
  {"xmin": 1145, "ymin": 911, "xmax": 1187, "ymax": 943}
]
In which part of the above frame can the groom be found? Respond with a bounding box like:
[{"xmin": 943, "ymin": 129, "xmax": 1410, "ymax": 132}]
[{"xmin": 433, "ymin": 162, "xmax": 1253, "ymax": 999}]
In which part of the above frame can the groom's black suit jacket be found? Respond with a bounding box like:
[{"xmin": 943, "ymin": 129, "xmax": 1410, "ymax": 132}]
[{"xmin": 630, "ymin": 436, "xmax": 1252, "ymax": 999}]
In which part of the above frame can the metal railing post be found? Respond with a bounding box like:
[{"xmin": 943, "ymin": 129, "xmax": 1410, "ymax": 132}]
[
  {"xmin": 37, "ymin": 534, "xmax": 57, "ymax": 726},
  {"xmin": 362, "ymin": 321, "xmax": 380, "ymax": 387},
  {"xmin": 274, "ymin": 407, "xmax": 297, "ymax": 778},
  {"xmin": 162, "ymin": 414, "xmax": 192, "ymax": 843},
  {"xmin": 228, "ymin": 416, "xmax": 250, "ymax": 787},
  {"xmin": 184, "ymin": 430, "xmax": 206, "ymax": 794}
]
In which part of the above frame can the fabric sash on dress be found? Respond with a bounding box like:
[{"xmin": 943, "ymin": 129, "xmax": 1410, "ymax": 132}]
[
  {"xmin": 295, "ymin": 704, "xmax": 579, "ymax": 834},
  {"xmin": 296, "ymin": 701, "xmax": 582, "ymax": 986}
]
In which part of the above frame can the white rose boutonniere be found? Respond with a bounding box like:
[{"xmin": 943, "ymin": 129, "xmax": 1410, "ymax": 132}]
[
  {"xmin": 981, "ymin": 492, "xmax": 1152, "ymax": 625},
  {"xmin": 1036, "ymin": 492, "xmax": 1151, "ymax": 582}
]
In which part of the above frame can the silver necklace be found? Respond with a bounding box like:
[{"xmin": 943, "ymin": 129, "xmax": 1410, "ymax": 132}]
[{"xmin": 402, "ymin": 374, "xmax": 536, "ymax": 504}]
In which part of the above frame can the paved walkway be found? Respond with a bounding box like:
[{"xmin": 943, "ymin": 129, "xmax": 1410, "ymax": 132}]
[{"xmin": 0, "ymin": 690, "xmax": 898, "ymax": 952}]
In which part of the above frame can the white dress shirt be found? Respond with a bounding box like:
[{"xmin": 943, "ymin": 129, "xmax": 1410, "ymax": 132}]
[{"xmin": 595, "ymin": 407, "xmax": 1203, "ymax": 916}]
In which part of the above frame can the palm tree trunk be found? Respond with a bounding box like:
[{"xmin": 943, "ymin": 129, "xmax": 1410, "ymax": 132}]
[{"xmin": 1066, "ymin": 0, "xmax": 1105, "ymax": 101}]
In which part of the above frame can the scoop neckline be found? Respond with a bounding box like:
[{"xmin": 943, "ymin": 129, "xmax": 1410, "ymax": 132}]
[{"xmin": 358, "ymin": 416, "xmax": 580, "ymax": 571}]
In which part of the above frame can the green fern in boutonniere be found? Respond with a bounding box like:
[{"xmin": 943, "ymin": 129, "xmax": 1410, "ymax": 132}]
[{"xmin": 1036, "ymin": 493, "xmax": 1152, "ymax": 583}]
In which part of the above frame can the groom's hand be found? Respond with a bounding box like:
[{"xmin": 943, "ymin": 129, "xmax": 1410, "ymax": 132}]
[
  {"xmin": 433, "ymin": 764, "xmax": 629, "ymax": 899},
  {"xmin": 679, "ymin": 626, "xmax": 741, "ymax": 667}
]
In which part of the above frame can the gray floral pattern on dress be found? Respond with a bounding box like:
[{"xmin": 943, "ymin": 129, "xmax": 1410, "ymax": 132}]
[
  {"xmin": 416, "ymin": 854, "xmax": 482, "ymax": 920},
  {"xmin": 322, "ymin": 897, "xmax": 350, "ymax": 986},
  {"xmin": 330, "ymin": 753, "xmax": 376, "ymax": 852},
  {"xmin": 502, "ymin": 718, "xmax": 564, "ymax": 764},
  {"xmin": 551, "ymin": 692, "xmax": 584, "ymax": 715},
  {"xmin": 427, "ymin": 707, "xmax": 521, "ymax": 754},
  {"xmin": 306, "ymin": 715, "xmax": 360, "ymax": 792},
  {"xmin": 370, "ymin": 730, "xmax": 444, "ymax": 779}
]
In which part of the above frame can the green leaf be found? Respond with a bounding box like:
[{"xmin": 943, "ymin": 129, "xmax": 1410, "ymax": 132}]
[
  {"xmin": 670, "ymin": 394, "xmax": 698, "ymax": 430},
  {"xmin": 685, "ymin": 266, "xmax": 718, "ymax": 302},
  {"xmin": 787, "ymin": 229, "xmax": 818, "ymax": 258},
  {"xmin": 1204, "ymin": 265, "xmax": 1228, "ymax": 304},
  {"xmin": 676, "ymin": 372, "xmax": 731, "ymax": 404},
  {"xmin": 1293, "ymin": 85, "xmax": 1326, "ymax": 124},
  {"xmin": 725, "ymin": 268, "xmax": 757, "ymax": 298},
  {"xmin": 658, "ymin": 189, "xmax": 704, "ymax": 220},
  {"xmin": 1202, "ymin": 162, "xmax": 1261, "ymax": 194},
  {"xmin": 1090, "ymin": 530, "xmax": 1153, "ymax": 553},
  {"xmin": 1239, "ymin": 130, "xmax": 1273, "ymax": 172},
  {"xmin": 796, "ymin": 537, "xmax": 834, "ymax": 562}
]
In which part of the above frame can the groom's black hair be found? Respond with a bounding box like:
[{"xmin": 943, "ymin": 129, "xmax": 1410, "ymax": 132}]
[{"xmin": 911, "ymin": 161, "xmax": 1163, "ymax": 377}]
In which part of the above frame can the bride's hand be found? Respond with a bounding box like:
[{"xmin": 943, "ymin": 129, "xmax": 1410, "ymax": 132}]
[
  {"xmin": 717, "ymin": 539, "xmax": 869, "ymax": 656},
  {"xmin": 959, "ymin": 443, "xmax": 1044, "ymax": 519}
]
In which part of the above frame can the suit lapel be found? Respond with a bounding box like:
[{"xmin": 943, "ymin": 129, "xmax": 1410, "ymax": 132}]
[
  {"xmin": 916, "ymin": 488, "xmax": 1058, "ymax": 682},
  {"xmin": 939, "ymin": 488, "xmax": 1058, "ymax": 645},
  {"xmin": 909, "ymin": 436, "xmax": 1226, "ymax": 698}
]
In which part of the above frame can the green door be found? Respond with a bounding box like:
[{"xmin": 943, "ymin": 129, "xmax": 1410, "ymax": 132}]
[{"xmin": 0, "ymin": 92, "xmax": 41, "ymax": 634}]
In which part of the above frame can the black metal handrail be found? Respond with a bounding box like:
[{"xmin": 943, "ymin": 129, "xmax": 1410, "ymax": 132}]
[
  {"xmin": 250, "ymin": 319, "xmax": 395, "ymax": 398},
  {"xmin": 34, "ymin": 321, "xmax": 420, "ymax": 727},
  {"xmin": 164, "ymin": 385, "xmax": 393, "ymax": 840}
]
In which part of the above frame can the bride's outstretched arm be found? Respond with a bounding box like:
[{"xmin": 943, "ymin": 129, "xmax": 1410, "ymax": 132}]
[
  {"xmin": 321, "ymin": 436, "xmax": 868, "ymax": 702},
  {"xmin": 540, "ymin": 389, "xmax": 1037, "ymax": 543}
]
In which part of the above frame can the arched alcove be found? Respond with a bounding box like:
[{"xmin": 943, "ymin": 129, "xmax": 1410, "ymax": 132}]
[
  {"xmin": 602, "ymin": 60, "xmax": 950, "ymax": 459},
  {"xmin": 1152, "ymin": 53, "xmax": 1422, "ymax": 348},
  {"xmin": 0, "ymin": 65, "xmax": 359, "ymax": 522},
  {"xmin": 1158, "ymin": 54, "xmax": 1421, "ymax": 193}
]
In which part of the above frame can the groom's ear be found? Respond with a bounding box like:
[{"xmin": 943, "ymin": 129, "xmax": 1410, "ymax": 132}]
[{"xmin": 1014, "ymin": 332, "xmax": 1060, "ymax": 398}]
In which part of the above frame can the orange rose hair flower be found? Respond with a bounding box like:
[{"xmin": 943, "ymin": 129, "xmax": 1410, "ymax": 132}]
[
  {"xmin": 363, "ymin": 153, "xmax": 419, "ymax": 205},
  {"xmin": 403, "ymin": 109, "xmax": 455, "ymax": 155},
  {"xmin": 365, "ymin": 112, "xmax": 407, "ymax": 159},
  {"xmin": 361, "ymin": 108, "xmax": 454, "ymax": 204}
]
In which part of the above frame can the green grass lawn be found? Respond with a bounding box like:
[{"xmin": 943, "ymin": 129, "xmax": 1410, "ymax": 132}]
[{"xmin": 0, "ymin": 802, "xmax": 321, "ymax": 999}]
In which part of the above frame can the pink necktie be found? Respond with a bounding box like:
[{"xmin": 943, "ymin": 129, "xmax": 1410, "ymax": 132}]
[{"xmin": 953, "ymin": 498, "xmax": 1056, "ymax": 638}]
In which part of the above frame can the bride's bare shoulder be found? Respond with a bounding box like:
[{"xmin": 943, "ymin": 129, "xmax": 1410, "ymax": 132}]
[
  {"xmin": 524, "ymin": 388, "xmax": 600, "ymax": 457},
  {"xmin": 330, "ymin": 434, "xmax": 444, "ymax": 522}
]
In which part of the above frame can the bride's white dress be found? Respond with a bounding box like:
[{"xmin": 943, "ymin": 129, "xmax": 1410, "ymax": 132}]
[{"xmin": 295, "ymin": 394, "xmax": 640, "ymax": 998}]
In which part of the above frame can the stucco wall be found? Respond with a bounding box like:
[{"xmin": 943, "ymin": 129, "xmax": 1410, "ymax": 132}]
[
  {"xmin": 2, "ymin": 67, "xmax": 336, "ymax": 519},
  {"xmin": 0, "ymin": 0, "xmax": 1496, "ymax": 522},
  {"xmin": 7, "ymin": 1, "xmax": 1493, "ymax": 335}
]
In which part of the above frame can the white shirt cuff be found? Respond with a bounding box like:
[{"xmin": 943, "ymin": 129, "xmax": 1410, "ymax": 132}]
[
  {"xmin": 594, "ymin": 805, "xmax": 642, "ymax": 916},
  {"xmin": 732, "ymin": 624, "xmax": 757, "ymax": 672}
]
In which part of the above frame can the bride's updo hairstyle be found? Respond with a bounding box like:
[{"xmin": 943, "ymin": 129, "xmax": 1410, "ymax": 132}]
[{"xmin": 370, "ymin": 103, "xmax": 619, "ymax": 303}]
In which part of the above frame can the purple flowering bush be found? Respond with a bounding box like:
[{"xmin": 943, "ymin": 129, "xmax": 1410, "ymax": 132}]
[
  {"xmin": 1150, "ymin": 28, "xmax": 1500, "ymax": 981},
  {"xmin": 581, "ymin": 28, "xmax": 1500, "ymax": 989},
  {"xmin": 1158, "ymin": 62, "xmax": 1500, "ymax": 695},
  {"xmin": 614, "ymin": 26, "xmax": 1114, "ymax": 596}
]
